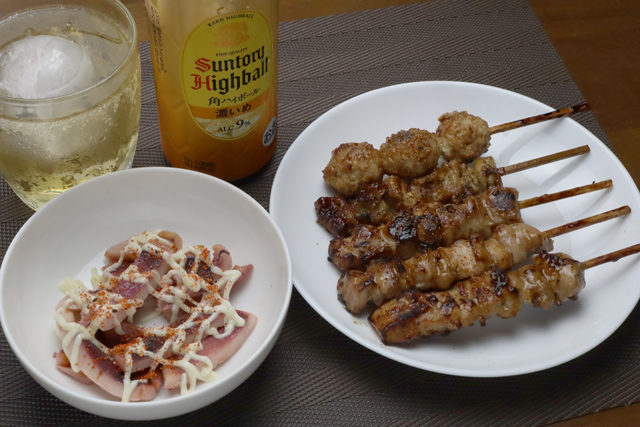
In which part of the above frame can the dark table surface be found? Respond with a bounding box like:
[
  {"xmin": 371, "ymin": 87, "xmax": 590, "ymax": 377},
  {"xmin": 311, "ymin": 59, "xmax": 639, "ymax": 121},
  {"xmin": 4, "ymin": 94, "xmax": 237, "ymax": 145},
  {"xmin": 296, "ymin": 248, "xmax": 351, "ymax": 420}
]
[{"xmin": 2, "ymin": 0, "xmax": 640, "ymax": 425}]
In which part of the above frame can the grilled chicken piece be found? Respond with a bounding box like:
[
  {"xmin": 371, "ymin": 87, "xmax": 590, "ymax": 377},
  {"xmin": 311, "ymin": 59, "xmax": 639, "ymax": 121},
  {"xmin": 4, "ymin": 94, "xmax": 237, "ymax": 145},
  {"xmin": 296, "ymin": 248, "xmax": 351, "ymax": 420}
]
[
  {"xmin": 410, "ymin": 157, "xmax": 501, "ymax": 205},
  {"xmin": 369, "ymin": 251, "xmax": 585, "ymax": 344},
  {"xmin": 337, "ymin": 222, "xmax": 552, "ymax": 313},
  {"xmin": 316, "ymin": 157, "xmax": 502, "ymax": 237},
  {"xmin": 378, "ymin": 128, "xmax": 440, "ymax": 179},
  {"xmin": 328, "ymin": 186, "xmax": 522, "ymax": 271},
  {"xmin": 322, "ymin": 142, "xmax": 385, "ymax": 198},
  {"xmin": 436, "ymin": 111, "xmax": 491, "ymax": 163},
  {"xmin": 322, "ymin": 111, "xmax": 490, "ymax": 196}
]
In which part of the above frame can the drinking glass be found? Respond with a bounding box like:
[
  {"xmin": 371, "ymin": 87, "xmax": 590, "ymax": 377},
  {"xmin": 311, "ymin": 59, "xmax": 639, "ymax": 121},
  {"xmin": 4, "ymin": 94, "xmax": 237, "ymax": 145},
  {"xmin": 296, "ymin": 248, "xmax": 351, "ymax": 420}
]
[{"xmin": 0, "ymin": 0, "xmax": 141, "ymax": 210}]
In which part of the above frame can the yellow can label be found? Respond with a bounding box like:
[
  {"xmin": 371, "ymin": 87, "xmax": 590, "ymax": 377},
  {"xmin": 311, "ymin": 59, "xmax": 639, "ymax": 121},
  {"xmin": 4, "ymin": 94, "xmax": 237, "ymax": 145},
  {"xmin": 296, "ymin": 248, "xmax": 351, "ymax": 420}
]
[{"xmin": 181, "ymin": 11, "xmax": 273, "ymax": 140}]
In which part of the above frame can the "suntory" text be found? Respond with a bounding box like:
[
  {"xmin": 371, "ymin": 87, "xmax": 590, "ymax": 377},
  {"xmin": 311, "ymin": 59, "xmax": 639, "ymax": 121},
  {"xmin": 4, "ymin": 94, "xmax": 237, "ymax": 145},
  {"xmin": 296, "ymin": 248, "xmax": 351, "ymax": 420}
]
[{"xmin": 190, "ymin": 46, "xmax": 269, "ymax": 95}]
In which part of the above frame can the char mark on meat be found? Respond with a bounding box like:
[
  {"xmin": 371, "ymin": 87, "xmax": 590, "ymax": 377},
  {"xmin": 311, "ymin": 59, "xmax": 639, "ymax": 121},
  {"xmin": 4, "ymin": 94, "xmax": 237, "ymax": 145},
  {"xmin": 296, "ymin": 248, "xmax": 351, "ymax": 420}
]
[
  {"xmin": 328, "ymin": 186, "xmax": 522, "ymax": 271},
  {"xmin": 369, "ymin": 252, "xmax": 584, "ymax": 344}
]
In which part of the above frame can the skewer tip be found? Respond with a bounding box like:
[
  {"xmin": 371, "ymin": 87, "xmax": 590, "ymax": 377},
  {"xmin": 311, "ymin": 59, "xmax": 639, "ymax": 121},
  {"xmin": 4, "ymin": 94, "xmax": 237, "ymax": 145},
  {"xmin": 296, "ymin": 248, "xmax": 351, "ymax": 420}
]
[
  {"xmin": 544, "ymin": 205, "xmax": 630, "ymax": 238},
  {"xmin": 519, "ymin": 179, "xmax": 613, "ymax": 209},
  {"xmin": 490, "ymin": 102, "xmax": 591, "ymax": 135},
  {"xmin": 582, "ymin": 243, "xmax": 640, "ymax": 270},
  {"xmin": 500, "ymin": 145, "xmax": 591, "ymax": 176}
]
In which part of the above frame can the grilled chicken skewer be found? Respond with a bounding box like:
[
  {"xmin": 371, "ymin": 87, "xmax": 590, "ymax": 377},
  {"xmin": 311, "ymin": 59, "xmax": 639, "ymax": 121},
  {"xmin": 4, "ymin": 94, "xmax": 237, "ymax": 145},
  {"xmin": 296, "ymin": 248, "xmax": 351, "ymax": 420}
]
[
  {"xmin": 328, "ymin": 180, "xmax": 612, "ymax": 271},
  {"xmin": 316, "ymin": 145, "xmax": 590, "ymax": 237},
  {"xmin": 369, "ymin": 243, "xmax": 640, "ymax": 344},
  {"xmin": 323, "ymin": 103, "xmax": 590, "ymax": 196},
  {"xmin": 338, "ymin": 206, "xmax": 630, "ymax": 313}
]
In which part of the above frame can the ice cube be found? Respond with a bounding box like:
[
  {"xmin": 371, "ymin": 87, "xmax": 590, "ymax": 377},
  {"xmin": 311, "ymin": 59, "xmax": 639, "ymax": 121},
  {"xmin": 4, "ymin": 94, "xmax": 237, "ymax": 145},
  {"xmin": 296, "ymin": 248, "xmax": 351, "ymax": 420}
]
[{"xmin": 0, "ymin": 34, "xmax": 98, "ymax": 99}]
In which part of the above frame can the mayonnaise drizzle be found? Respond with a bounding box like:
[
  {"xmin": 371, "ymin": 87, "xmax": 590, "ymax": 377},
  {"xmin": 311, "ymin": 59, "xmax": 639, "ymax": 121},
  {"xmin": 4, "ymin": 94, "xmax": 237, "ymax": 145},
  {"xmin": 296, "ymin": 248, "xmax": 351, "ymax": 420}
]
[{"xmin": 53, "ymin": 231, "xmax": 248, "ymax": 402}]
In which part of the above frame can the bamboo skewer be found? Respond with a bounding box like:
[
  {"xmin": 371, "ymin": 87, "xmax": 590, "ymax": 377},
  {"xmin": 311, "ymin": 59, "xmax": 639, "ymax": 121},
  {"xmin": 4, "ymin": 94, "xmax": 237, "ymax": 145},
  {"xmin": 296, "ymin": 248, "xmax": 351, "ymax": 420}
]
[
  {"xmin": 489, "ymin": 102, "xmax": 590, "ymax": 134},
  {"xmin": 544, "ymin": 206, "xmax": 630, "ymax": 237},
  {"xmin": 323, "ymin": 102, "xmax": 591, "ymax": 196},
  {"xmin": 582, "ymin": 243, "xmax": 640, "ymax": 270},
  {"xmin": 328, "ymin": 180, "xmax": 619, "ymax": 272},
  {"xmin": 337, "ymin": 206, "xmax": 631, "ymax": 314},
  {"xmin": 518, "ymin": 180, "xmax": 612, "ymax": 209},
  {"xmin": 368, "ymin": 243, "xmax": 640, "ymax": 344},
  {"xmin": 316, "ymin": 146, "xmax": 596, "ymax": 238},
  {"xmin": 498, "ymin": 145, "xmax": 590, "ymax": 176}
]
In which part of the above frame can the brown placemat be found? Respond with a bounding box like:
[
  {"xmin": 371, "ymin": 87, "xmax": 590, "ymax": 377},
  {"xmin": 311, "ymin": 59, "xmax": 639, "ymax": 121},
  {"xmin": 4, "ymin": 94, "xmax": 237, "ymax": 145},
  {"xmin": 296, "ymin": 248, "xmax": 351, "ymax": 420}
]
[{"xmin": 0, "ymin": 0, "xmax": 634, "ymax": 425}]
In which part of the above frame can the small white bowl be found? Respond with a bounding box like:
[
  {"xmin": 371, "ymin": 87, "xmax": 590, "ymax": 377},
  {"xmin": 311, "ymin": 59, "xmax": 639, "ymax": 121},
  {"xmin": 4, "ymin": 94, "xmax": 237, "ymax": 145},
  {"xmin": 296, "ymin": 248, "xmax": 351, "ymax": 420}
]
[{"xmin": 0, "ymin": 167, "xmax": 292, "ymax": 420}]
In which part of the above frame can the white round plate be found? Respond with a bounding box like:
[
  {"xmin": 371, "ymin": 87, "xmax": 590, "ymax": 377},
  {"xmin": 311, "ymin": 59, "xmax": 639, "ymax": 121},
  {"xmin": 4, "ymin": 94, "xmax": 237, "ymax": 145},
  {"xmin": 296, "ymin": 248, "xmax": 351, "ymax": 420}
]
[
  {"xmin": 0, "ymin": 167, "xmax": 292, "ymax": 420},
  {"xmin": 270, "ymin": 81, "xmax": 640, "ymax": 377}
]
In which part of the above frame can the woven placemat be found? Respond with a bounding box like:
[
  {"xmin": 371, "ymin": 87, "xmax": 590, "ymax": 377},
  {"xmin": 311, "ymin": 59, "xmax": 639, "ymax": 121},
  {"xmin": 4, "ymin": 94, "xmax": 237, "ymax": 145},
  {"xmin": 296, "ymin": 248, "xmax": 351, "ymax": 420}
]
[{"xmin": 1, "ymin": 0, "xmax": 634, "ymax": 425}]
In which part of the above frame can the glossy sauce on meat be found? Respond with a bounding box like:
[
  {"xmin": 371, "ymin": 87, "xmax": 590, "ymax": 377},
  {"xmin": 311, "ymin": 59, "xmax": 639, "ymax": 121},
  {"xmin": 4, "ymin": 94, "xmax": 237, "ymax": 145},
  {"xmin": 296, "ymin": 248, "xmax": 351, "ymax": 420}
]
[
  {"xmin": 369, "ymin": 252, "xmax": 585, "ymax": 344},
  {"xmin": 328, "ymin": 186, "xmax": 522, "ymax": 271},
  {"xmin": 337, "ymin": 223, "xmax": 552, "ymax": 313},
  {"xmin": 316, "ymin": 157, "xmax": 503, "ymax": 238}
]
